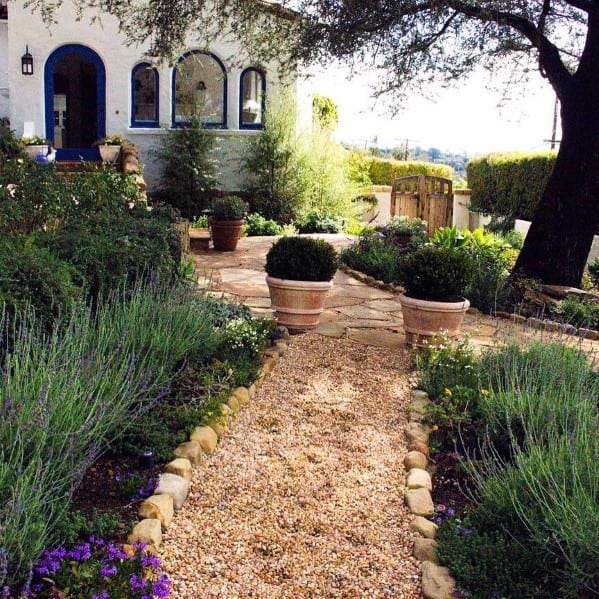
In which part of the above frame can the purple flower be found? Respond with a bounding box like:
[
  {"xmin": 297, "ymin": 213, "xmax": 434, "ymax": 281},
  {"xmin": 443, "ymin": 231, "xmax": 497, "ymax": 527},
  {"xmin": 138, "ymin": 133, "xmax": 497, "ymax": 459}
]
[
  {"xmin": 130, "ymin": 574, "xmax": 147, "ymax": 590},
  {"xmin": 446, "ymin": 507, "xmax": 455, "ymax": 517},
  {"xmin": 92, "ymin": 591, "xmax": 109, "ymax": 599},
  {"xmin": 106, "ymin": 543, "xmax": 127, "ymax": 561},
  {"xmin": 101, "ymin": 564, "xmax": 117, "ymax": 578},
  {"xmin": 152, "ymin": 574, "xmax": 171, "ymax": 598},
  {"xmin": 67, "ymin": 543, "xmax": 91, "ymax": 562},
  {"xmin": 141, "ymin": 553, "xmax": 162, "ymax": 568},
  {"xmin": 435, "ymin": 517, "xmax": 442, "ymax": 525}
]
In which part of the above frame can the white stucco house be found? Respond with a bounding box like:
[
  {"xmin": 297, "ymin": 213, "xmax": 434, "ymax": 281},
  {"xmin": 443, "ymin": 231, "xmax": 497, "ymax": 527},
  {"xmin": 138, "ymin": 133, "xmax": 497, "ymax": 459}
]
[{"xmin": 0, "ymin": 0, "xmax": 304, "ymax": 191}]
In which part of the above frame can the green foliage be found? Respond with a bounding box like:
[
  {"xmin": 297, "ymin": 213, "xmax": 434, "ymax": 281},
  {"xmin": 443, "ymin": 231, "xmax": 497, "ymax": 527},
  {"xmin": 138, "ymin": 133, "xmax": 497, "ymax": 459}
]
[
  {"xmin": 0, "ymin": 282, "xmax": 223, "ymax": 585},
  {"xmin": 243, "ymin": 98, "xmax": 305, "ymax": 222},
  {"xmin": 414, "ymin": 334, "xmax": 480, "ymax": 400},
  {"xmin": 0, "ymin": 236, "xmax": 82, "ymax": 332},
  {"xmin": 467, "ymin": 152, "xmax": 556, "ymax": 221},
  {"xmin": 344, "ymin": 150, "xmax": 373, "ymax": 187},
  {"xmin": 265, "ymin": 236, "xmax": 338, "ymax": 281},
  {"xmin": 340, "ymin": 234, "xmax": 399, "ymax": 283},
  {"xmin": 367, "ymin": 158, "xmax": 453, "ymax": 185},
  {"xmin": 587, "ymin": 258, "xmax": 599, "ymax": 287},
  {"xmin": 244, "ymin": 213, "xmax": 283, "ymax": 236},
  {"xmin": 437, "ymin": 514, "xmax": 552, "ymax": 598},
  {"xmin": 551, "ymin": 295, "xmax": 599, "ymax": 329},
  {"xmin": 210, "ymin": 195, "xmax": 248, "ymax": 221},
  {"xmin": 383, "ymin": 215, "xmax": 427, "ymax": 236},
  {"xmin": 297, "ymin": 211, "xmax": 343, "ymax": 233},
  {"xmin": 312, "ymin": 95, "xmax": 339, "ymax": 130},
  {"xmin": 61, "ymin": 509, "xmax": 121, "ymax": 545},
  {"xmin": 429, "ymin": 340, "xmax": 599, "ymax": 597},
  {"xmin": 40, "ymin": 206, "xmax": 181, "ymax": 302},
  {"xmin": 154, "ymin": 117, "xmax": 220, "ymax": 219},
  {"xmin": 396, "ymin": 245, "xmax": 473, "ymax": 301},
  {"xmin": 0, "ymin": 127, "xmax": 27, "ymax": 160}
]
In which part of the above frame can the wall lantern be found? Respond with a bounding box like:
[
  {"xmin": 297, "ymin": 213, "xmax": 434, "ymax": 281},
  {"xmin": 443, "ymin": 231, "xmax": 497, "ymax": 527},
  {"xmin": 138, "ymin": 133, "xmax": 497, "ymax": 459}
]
[{"xmin": 21, "ymin": 46, "xmax": 33, "ymax": 76}]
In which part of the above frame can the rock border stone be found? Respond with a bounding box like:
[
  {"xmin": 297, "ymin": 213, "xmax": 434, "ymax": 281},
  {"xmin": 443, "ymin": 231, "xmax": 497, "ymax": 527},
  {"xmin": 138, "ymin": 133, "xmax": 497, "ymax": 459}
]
[
  {"xmin": 403, "ymin": 388, "xmax": 456, "ymax": 599},
  {"xmin": 127, "ymin": 331, "xmax": 290, "ymax": 553}
]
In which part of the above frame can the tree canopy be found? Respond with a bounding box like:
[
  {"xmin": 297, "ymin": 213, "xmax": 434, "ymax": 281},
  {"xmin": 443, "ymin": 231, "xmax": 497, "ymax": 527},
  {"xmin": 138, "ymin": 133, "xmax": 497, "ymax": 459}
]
[{"xmin": 26, "ymin": 0, "xmax": 599, "ymax": 285}]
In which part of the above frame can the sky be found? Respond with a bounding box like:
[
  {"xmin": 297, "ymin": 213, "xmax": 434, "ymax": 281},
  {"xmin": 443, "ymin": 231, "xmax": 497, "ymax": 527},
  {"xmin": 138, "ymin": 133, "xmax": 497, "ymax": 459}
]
[{"xmin": 306, "ymin": 65, "xmax": 561, "ymax": 157}]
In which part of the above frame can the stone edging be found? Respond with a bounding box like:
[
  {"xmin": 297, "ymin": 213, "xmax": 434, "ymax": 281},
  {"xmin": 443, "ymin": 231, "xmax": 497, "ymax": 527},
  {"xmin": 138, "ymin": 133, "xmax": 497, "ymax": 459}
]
[
  {"xmin": 404, "ymin": 389, "xmax": 456, "ymax": 599},
  {"xmin": 339, "ymin": 265, "xmax": 403, "ymax": 293},
  {"xmin": 124, "ymin": 331, "xmax": 291, "ymax": 553},
  {"xmin": 494, "ymin": 311, "xmax": 599, "ymax": 340}
]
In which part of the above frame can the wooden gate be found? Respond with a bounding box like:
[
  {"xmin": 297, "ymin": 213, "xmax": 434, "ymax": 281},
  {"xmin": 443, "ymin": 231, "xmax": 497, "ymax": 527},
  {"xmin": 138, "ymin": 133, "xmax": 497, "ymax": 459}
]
[{"xmin": 390, "ymin": 175, "xmax": 453, "ymax": 237}]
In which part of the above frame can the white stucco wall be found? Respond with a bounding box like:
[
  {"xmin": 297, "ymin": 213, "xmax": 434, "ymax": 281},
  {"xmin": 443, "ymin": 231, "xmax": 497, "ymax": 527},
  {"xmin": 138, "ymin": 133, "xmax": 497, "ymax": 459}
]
[
  {"xmin": 6, "ymin": 1, "xmax": 296, "ymax": 191},
  {"xmin": 0, "ymin": 19, "xmax": 8, "ymax": 119}
]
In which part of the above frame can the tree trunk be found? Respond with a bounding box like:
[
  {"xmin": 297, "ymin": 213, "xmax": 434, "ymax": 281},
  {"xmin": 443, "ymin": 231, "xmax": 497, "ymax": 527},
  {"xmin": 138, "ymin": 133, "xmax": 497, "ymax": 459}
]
[{"xmin": 513, "ymin": 21, "xmax": 599, "ymax": 287}]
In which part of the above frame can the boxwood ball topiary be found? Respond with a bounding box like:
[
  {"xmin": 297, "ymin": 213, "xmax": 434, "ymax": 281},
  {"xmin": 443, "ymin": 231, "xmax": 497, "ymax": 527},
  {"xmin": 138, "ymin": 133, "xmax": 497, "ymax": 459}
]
[
  {"xmin": 396, "ymin": 245, "xmax": 473, "ymax": 301},
  {"xmin": 265, "ymin": 236, "xmax": 339, "ymax": 282}
]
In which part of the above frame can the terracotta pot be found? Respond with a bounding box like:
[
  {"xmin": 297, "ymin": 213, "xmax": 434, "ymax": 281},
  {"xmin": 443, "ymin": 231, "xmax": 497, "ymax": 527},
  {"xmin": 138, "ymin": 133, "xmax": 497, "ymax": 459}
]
[
  {"xmin": 399, "ymin": 293, "xmax": 470, "ymax": 347},
  {"xmin": 266, "ymin": 275, "xmax": 333, "ymax": 333},
  {"xmin": 211, "ymin": 220, "xmax": 244, "ymax": 251},
  {"xmin": 98, "ymin": 144, "xmax": 121, "ymax": 163}
]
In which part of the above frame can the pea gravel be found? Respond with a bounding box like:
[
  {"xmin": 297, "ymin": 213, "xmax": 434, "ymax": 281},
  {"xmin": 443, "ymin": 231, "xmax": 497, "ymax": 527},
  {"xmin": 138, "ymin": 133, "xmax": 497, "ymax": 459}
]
[{"xmin": 160, "ymin": 334, "xmax": 422, "ymax": 598}]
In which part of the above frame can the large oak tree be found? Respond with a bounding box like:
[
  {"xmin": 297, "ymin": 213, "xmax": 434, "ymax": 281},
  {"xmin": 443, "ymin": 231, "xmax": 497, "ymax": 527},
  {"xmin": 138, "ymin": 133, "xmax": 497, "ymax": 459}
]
[{"xmin": 30, "ymin": 0, "xmax": 598, "ymax": 285}]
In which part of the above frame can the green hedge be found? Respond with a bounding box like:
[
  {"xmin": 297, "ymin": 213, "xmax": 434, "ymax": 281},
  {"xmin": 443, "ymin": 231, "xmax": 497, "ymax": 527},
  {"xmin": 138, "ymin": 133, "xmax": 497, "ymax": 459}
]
[
  {"xmin": 467, "ymin": 152, "xmax": 556, "ymax": 221},
  {"xmin": 368, "ymin": 158, "xmax": 453, "ymax": 186}
]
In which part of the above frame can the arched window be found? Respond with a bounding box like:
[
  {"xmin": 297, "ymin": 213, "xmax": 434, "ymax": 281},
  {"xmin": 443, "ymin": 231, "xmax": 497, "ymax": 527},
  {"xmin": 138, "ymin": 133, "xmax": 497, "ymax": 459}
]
[
  {"xmin": 173, "ymin": 51, "xmax": 227, "ymax": 128},
  {"xmin": 239, "ymin": 68, "xmax": 265, "ymax": 129},
  {"xmin": 131, "ymin": 63, "xmax": 159, "ymax": 127}
]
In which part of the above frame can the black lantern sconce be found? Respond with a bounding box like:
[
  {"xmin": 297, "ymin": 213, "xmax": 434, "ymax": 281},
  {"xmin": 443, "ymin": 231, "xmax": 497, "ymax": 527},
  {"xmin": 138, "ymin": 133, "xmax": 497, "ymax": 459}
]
[{"xmin": 21, "ymin": 45, "xmax": 33, "ymax": 76}]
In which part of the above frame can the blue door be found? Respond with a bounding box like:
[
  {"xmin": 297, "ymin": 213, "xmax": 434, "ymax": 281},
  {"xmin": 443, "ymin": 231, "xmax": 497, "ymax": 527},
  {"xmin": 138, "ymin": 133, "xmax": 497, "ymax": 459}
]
[{"xmin": 44, "ymin": 44, "xmax": 106, "ymax": 160}]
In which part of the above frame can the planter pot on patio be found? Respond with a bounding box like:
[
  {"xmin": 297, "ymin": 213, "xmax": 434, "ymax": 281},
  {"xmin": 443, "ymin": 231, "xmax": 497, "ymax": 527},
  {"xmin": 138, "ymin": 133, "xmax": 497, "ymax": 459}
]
[
  {"xmin": 98, "ymin": 144, "xmax": 121, "ymax": 163},
  {"xmin": 211, "ymin": 219, "xmax": 244, "ymax": 251},
  {"xmin": 399, "ymin": 293, "xmax": 470, "ymax": 347},
  {"xmin": 25, "ymin": 145, "xmax": 48, "ymax": 160},
  {"xmin": 266, "ymin": 276, "xmax": 333, "ymax": 333}
]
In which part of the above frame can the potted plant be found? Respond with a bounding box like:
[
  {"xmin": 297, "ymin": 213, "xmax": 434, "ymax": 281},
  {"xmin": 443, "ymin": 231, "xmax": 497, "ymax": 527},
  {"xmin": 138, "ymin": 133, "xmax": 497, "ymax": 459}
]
[
  {"xmin": 210, "ymin": 196, "xmax": 248, "ymax": 251},
  {"xmin": 380, "ymin": 216, "xmax": 427, "ymax": 248},
  {"xmin": 265, "ymin": 236, "xmax": 338, "ymax": 332},
  {"xmin": 93, "ymin": 134, "xmax": 126, "ymax": 163},
  {"xmin": 396, "ymin": 245, "xmax": 472, "ymax": 346},
  {"xmin": 22, "ymin": 135, "xmax": 49, "ymax": 160}
]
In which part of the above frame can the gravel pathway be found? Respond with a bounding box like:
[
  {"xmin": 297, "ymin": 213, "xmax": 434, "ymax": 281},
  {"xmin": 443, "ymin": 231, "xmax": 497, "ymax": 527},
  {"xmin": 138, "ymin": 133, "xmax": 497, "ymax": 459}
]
[{"xmin": 160, "ymin": 335, "xmax": 421, "ymax": 598}]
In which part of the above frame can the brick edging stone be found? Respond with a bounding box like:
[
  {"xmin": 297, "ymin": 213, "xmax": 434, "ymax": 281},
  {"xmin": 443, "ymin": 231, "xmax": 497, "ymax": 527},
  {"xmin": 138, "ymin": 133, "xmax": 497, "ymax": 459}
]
[
  {"xmin": 125, "ymin": 330, "xmax": 291, "ymax": 552},
  {"xmin": 404, "ymin": 389, "xmax": 457, "ymax": 599}
]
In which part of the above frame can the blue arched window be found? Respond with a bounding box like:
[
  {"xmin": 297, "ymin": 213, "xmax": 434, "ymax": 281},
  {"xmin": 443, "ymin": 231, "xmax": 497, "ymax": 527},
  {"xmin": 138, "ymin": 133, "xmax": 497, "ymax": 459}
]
[
  {"xmin": 239, "ymin": 68, "xmax": 265, "ymax": 129},
  {"xmin": 131, "ymin": 63, "xmax": 159, "ymax": 127},
  {"xmin": 172, "ymin": 51, "xmax": 227, "ymax": 128}
]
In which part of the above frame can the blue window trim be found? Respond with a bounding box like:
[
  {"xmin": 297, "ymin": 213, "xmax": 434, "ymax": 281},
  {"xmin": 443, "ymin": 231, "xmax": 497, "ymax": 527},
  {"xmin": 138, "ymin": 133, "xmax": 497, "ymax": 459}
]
[
  {"xmin": 131, "ymin": 62, "xmax": 159, "ymax": 128},
  {"xmin": 239, "ymin": 68, "xmax": 265, "ymax": 130},
  {"xmin": 44, "ymin": 44, "xmax": 106, "ymax": 145},
  {"xmin": 171, "ymin": 50, "xmax": 227, "ymax": 129}
]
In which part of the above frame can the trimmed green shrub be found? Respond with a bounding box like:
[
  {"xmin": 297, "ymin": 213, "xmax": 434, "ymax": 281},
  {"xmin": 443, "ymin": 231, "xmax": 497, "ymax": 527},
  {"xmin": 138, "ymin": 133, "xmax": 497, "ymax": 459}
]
[
  {"xmin": 367, "ymin": 158, "xmax": 453, "ymax": 186},
  {"xmin": 0, "ymin": 237, "xmax": 81, "ymax": 331},
  {"xmin": 0, "ymin": 127, "xmax": 27, "ymax": 160},
  {"xmin": 297, "ymin": 211, "xmax": 343, "ymax": 234},
  {"xmin": 211, "ymin": 196, "xmax": 248, "ymax": 221},
  {"xmin": 265, "ymin": 236, "xmax": 338, "ymax": 281},
  {"xmin": 467, "ymin": 152, "xmax": 556, "ymax": 220},
  {"xmin": 396, "ymin": 246, "xmax": 472, "ymax": 301}
]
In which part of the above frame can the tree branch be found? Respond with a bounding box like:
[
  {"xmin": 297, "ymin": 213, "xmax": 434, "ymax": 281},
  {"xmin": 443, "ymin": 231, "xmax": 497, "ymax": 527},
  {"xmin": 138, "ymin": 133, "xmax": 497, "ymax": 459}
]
[{"xmin": 447, "ymin": 1, "xmax": 573, "ymax": 93}]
